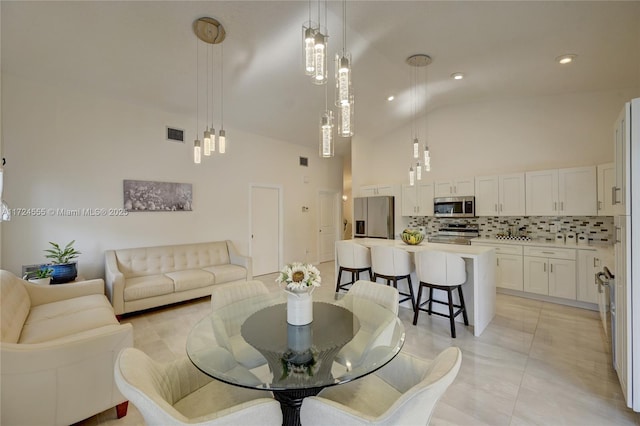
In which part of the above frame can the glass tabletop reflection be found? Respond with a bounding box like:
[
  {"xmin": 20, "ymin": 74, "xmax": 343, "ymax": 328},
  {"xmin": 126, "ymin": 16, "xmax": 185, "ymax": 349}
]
[{"xmin": 186, "ymin": 291, "xmax": 405, "ymax": 392}]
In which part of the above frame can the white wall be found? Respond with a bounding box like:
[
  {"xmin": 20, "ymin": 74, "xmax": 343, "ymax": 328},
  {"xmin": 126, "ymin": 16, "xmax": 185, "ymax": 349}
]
[
  {"xmin": 1, "ymin": 74, "xmax": 343, "ymax": 278},
  {"xmin": 353, "ymin": 89, "xmax": 639, "ymax": 189}
]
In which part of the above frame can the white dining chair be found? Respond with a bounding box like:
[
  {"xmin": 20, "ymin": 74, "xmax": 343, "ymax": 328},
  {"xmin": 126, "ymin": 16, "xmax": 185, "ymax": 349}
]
[
  {"xmin": 114, "ymin": 347, "xmax": 282, "ymax": 426},
  {"xmin": 413, "ymin": 250, "xmax": 468, "ymax": 338},
  {"xmin": 347, "ymin": 279, "xmax": 399, "ymax": 315},
  {"xmin": 300, "ymin": 347, "xmax": 462, "ymax": 425},
  {"xmin": 370, "ymin": 245, "xmax": 417, "ymax": 312},
  {"xmin": 335, "ymin": 240, "xmax": 373, "ymax": 292},
  {"xmin": 210, "ymin": 280, "xmax": 270, "ymax": 368}
]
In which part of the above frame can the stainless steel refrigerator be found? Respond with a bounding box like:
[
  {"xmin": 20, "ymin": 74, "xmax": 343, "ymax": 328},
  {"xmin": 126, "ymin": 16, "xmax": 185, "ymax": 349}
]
[{"xmin": 353, "ymin": 196, "xmax": 395, "ymax": 239}]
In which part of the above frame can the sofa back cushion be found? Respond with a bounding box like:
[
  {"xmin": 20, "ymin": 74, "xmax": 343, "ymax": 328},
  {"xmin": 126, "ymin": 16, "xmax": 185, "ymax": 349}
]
[
  {"xmin": 114, "ymin": 242, "xmax": 231, "ymax": 278},
  {"xmin": 0, "ymin": 270, "xmax": 32, "ymax": 343}
]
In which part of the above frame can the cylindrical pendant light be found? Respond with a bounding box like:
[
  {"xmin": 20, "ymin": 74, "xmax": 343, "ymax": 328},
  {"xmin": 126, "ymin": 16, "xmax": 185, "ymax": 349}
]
[
  {"xmin": 320, "ymin": 110, "xmax": 334, "ymax": 157},
  {"xmin": 313, "ymin": 31, "xmax": 327, "ymax": 84},
  {"xmin": 338, "ymin": 97, "xmax": 354, "ymax": 137},
  {"xmin": 416, "ymin": 162, "xmax": 422, "ymax": 181},
  {"xmin": 303, "ymin": 24, "xmax": 318, "ymax": 75},
  {"xmin": 194, "ymin": 139, "xmax": 202, "ymax": 164},
  {"xmin": 424, "ymin": 145, "xmax": 431, "ymax": 172},
  {"xmin": 409, "ymin": 166, "xmax": 415, "ymax": 186}
]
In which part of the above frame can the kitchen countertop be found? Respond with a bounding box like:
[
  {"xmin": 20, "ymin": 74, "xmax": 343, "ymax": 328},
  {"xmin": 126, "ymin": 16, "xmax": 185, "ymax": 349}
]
[{"xmin": 469, "ymin": 237, "xmax": 613, "ymax": 250}]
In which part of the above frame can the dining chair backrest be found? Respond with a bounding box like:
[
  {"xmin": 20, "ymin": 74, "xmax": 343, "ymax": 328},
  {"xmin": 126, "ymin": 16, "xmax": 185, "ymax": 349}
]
[
  {"xmin": 335, "ymin": 240, "xmax": 371, "ymax": 269},
  {"xmin": 211, "ymin": 280, "xmax": 269, "ymax": 312},
  {"xmin": 349, "ymin": 280, "xmax": 399, "ymax": 315},
  {"xmin": 415, "ymin": 250, "xmax": 466, "ymax": 287},
  {"xmin": 370, "ymin": 245, "xmax": 413, "ymax": 277}
]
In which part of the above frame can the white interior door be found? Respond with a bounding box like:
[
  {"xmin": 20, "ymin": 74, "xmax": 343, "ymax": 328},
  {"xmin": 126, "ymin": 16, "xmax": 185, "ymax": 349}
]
[
  {"xmin": 251, "ymin": 185, "xmax": 281, "ymax": 276},
  {"xmin": 318, "ymin": 191, "xmax": 338, "ymax": 263}
]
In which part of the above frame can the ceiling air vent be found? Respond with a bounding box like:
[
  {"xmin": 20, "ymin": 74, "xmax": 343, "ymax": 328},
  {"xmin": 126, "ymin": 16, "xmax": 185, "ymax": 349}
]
[
  {"xmin": 166, "ymin": 127, "xmax": 185, "ymax": 143},
  {"xmin": 299, "ymin": 157, "xmax": 309, "ymax": 167}
]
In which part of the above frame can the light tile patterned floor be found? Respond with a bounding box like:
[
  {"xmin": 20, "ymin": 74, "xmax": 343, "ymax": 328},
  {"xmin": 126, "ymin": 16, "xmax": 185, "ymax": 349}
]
[{"xmin": 80, "ymin": 261, "xmax": 640, "ymax": 426}]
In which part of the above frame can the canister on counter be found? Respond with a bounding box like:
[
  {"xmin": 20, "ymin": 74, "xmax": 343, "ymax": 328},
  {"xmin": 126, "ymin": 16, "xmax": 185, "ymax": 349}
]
[
  {"xmin": 555, "ymin": 232, "xmax": 565, "ymax": 243},
  {"xmin": 565, "ymin": 232, "xmax": 576, "ymax": 245}
]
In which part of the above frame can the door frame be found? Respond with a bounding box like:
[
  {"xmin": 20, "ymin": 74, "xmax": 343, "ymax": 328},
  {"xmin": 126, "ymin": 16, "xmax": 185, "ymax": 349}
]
[
  {"xmin": 249, "ymin": 183, "xmax": 284, "ymax": 272},
  {"xmin": 317, "ymin": 189, "xmax": 341, "ymax": 264}
]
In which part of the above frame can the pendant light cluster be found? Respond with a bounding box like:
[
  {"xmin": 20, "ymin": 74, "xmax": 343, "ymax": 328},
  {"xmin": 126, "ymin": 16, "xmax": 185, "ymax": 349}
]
[
  {"xmin": 193, "ymin": 17, "xmax": 227, "ymax": 164},
  {"xmin": 407, "ymin": 54, "xmax": 432, "ymax": 186},
  {"xmin": 302, "ymin": 0, "xmax": 353, "ymax": 158}
]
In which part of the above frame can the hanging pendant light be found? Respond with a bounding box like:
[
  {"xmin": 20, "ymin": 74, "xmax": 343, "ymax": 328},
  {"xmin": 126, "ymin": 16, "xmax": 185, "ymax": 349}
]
[
  {"xmin": 406, "ymin": 54, "xmax": 432, "ymax": 180},
  {"xmin": 193, "ymin": 17, "xmax": 225, "ymax": 163},
  {"xmin": 313, "ymin": 0, "xmax": 328, "ymax": 85},
  {"xmin": 320, "ymin": 80, "xmax": 334, "ymax": 157},
  {"xmin": 219, "ymin": 43, "xmax": 226, "ymax": 154},
  {"xmin": 302, "ymin": 0, "xmax": 318, "ymax": 76},
  {"xmin": 336, "ymin": 0, "xmax": 353, "ymax": 137}
]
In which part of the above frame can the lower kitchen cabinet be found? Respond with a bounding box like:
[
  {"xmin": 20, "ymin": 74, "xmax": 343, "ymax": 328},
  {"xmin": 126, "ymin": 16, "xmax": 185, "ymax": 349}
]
[
  {"xmin": 577, "ymin": 249, "xmax": 599, "ymax": 304},
  {"xmin": 497, "ymin": 254, "xmax": 524, "ymax": 291},
  {"xmin": 523, "ymin": 246, "xmax": 576, "ymax": 300}
]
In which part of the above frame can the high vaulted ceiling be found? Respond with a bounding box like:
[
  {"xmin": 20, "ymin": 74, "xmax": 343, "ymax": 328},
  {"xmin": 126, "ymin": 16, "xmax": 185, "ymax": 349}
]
[{"xmin": 3, "ymin": 1, "xmax": 640, "ymax": 155}]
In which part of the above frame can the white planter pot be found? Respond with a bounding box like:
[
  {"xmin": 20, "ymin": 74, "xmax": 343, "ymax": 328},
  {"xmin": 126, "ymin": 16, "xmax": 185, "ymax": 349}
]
[
  {"xmin": 28, "ymin": 277, "xmax": 51, "ymax": 285},
  {"xmin": 285, "ymin": 289, "xmax": 313, "ymax": 325}
]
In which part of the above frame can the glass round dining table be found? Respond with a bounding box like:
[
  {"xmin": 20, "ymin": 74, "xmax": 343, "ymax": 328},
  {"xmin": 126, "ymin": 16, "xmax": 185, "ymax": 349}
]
[{"xmin": 186, "ymin": 291, "xmax": 405, "ymax": 426}]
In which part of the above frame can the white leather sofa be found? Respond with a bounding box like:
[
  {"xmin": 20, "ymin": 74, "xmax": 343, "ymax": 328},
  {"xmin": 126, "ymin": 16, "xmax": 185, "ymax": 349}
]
[
  {"xmin": 105, "ymin": 240, "xmax": 252, "ymax": 316},
  {"xmin": 0, "ymin": 269, "xmax": 133, "ymax": 426}
]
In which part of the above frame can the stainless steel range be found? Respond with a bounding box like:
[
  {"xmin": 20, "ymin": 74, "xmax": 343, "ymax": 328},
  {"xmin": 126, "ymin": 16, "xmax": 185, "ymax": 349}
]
[{"xmin": 428, "ymin": 223, "xmax": 479, "ymax": 245}]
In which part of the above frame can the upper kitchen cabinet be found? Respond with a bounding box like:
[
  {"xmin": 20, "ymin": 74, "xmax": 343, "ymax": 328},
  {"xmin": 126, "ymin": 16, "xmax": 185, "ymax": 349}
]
[
  {"xmin": 360, "ymin": 184, "xmax": 395, "ymax": 197},
  {"xmin": 613, "ymin": 103, "xmax": 631, "ymax": 216},
  {"xmin": 525, "ymin": 166, "xmax": 597, "ymax": 216},
  {"xmin": 475, "ymin": 173, "xmax": 525, "ymax": 216},
  {"xmin": 597, "ymin": 163, "xmax": 615, "ymax": 216},
  {"xmin": 401, "ymin": 183, "xmax": 434, "ymax": 216},
  {"xmin": 434, "ymin": 178, "xmax": 474, "ymax": 198}
]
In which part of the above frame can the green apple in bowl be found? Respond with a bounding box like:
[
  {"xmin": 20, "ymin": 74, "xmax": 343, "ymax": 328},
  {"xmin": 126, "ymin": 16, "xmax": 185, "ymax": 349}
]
[{"xmin": 401, "ymin": 229, "xmax": 424, "ymax": 245}]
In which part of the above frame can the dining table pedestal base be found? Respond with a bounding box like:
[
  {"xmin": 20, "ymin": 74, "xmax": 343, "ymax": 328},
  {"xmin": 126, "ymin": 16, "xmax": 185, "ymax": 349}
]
[{"xmin": 273, "ymin": 388, "xmax": 322, "ymax": 426}]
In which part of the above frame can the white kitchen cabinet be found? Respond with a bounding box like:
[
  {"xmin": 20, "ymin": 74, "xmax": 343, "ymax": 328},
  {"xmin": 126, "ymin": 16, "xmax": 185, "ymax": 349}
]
[
  {"xmin": 597, "ymin": 163, "xmax": 615, "ymax": 216},
  {"xmin": 471, "ymin": 242, "xmax": 523, "ymax": 290},
  {"xmin": 475, "ymin": 173, "xmax": 525, "ymax": 216},
  {"xmin": 558, "ymin": 166, "xmax": 597, "ymax": 216},
  {"xmin": 434, "ymin": 178, "xmax": 474, "ymax": 197},
  {"xmin": 401, "ymin": 183, "xmax": 434, "ymax": 216},
  {"xmin": 577, "ymin": 249, "xmax": 600, "ymax": 304},
  {"xmin": 360, "ymin": 184, "xmax": 394, "ymax": 197},
  {"xmin": 525, "ymin": 166, "xmax": 597, "ymax": 216},
  {"xmin": 523, "ymin": 246, "xmax": 576, "ymax": 300},
  {"xmin": 613, "ymin": 104, "xmax": 630, "ymax": 216}
]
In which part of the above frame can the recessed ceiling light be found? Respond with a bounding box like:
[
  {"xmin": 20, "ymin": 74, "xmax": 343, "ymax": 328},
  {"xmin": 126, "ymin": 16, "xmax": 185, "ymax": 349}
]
[
  {"xmin": 387, "ymin": 95, "xmax": 395, "ymax": 101},
  {"xmin": 556, "ymin": 54, "xmax": 577, "ymax": 65},
  {"xmin": 450, "ymin": 72, "xmax": 464, "ymax": 80}
]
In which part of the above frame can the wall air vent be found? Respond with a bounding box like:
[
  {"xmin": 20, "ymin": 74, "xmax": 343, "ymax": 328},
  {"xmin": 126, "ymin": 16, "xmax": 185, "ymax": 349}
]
[
  {"xmin": 167, "ymin": 127, "xmax": 185, "ymax": 143},
  {"xmin": 299, "ymin": 157, "xmax": 309, "ymax": 167}
]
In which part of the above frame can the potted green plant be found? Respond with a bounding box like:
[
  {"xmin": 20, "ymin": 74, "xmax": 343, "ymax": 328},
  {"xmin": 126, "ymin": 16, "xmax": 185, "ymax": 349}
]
[
  {"xmin": 24, "ymin": 267, "xmax": 54, "ymax": 285},
  {"xmin": 44, "ymin": 240, "xmax": 81, "ymax": 284}
]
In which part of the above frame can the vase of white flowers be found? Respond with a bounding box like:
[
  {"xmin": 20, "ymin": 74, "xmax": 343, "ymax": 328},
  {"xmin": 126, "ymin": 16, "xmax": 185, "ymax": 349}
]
[{"xmin": 276, "ymin": 262, "xmax": 321, "ymax": 325}]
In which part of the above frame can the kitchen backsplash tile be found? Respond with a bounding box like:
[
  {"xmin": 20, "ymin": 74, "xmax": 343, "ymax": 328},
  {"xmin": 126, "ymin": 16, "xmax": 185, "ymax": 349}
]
[{"xmin": 407, "ymin": 216, "xmax": 614, "ymax": 243}]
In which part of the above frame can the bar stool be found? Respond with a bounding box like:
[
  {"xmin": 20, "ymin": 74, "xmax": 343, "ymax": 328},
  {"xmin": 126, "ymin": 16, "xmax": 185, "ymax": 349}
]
[
  {"xmin": 412, "ymin": 250, "xmax": 468, "ymax": 338},
  {"xmin": 370, "ymin": 245, "xmax": 416, "ymax": 312},
  {"xmin": 335, "ymin": 240, "xmax": 372, "ymax": 292}
]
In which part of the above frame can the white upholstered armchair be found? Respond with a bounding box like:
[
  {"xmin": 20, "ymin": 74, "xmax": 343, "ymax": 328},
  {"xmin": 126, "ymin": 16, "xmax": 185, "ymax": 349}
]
[
  {"xmin": 0, "ymin": 269, "xmax": 133, "ymax": 425},
  {"xmin": 300, "ymin": 347, "xmax": 462, "ymax": 425},
  {"xmin": 114, "ymin": 347, "xmax": 282, "ymax": 425}
]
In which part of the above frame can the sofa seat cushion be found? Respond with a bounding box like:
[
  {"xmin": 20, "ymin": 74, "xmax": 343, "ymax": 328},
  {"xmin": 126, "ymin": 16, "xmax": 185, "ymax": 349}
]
[
  {"xmin": 124, "ymin": 274, "xmax": 174, "ymax": 302},
  {"xmin": 19, "ymin": 294, "xmax": 119, "ymax": 344},
  {"xmin": 202, "ymin": 265, "xmax": 247, "ymax": 284},
  {"xmin": 165, "ymin": 269, "xmax": 215, "ymax": 292}
]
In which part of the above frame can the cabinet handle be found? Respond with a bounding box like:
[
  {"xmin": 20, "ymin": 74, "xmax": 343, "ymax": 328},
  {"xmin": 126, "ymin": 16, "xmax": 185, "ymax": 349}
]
[
  {"xmin": 541, "ymin": 251, "xmax": 555, "ymax": 254},
  {"xmin": 550, "ymin": 264, "xmax": 553, "ymax": 273},
  {"xmin": 544, "ymin": 263, "xmax": 546, "ymax": 272},
  {"xmin": 593, "ymin": 257, "xmax": 599, "ymax": 268},
  {"xmin": 612, "ymin": 186, "xmax": 618, "ymax": 205},
  {"xmin": 616, "ymin": 227, "xmax": 621, "ymax": 243},
  {"xmin": 495, "ymin": 204, "xmax": 498, "ymax": 212},
  {"xmin": 500, "ymin": 203, "xmax": 503, "ymax": 212},
  {"xmin": 560, "ymin": 201, "xmax": 564, "ymax": 211},
  {"xmin": 554, "ymin": 202, "xmax": 557, "ymax": 211},
  {"xmin": 497, "ymin": 258, "xmax": 499, "ymax": 266},
  {"xmin": 450, "ymin": 186, "xmax": 453, "ymax": 194},
  {"xmin": 598, "ymin": 201, "xmax": 603, "ymax": 210}
]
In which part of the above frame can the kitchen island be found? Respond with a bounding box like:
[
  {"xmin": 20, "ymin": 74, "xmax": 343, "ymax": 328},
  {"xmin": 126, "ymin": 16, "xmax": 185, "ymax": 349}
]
[{"xmin": 338, "ymin": 238, "xmax": 496, "ymax": 336}]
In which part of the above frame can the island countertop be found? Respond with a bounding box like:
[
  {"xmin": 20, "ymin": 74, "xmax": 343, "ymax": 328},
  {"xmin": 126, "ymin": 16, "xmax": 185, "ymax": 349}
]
[{"xmin": 340, "ymin": 238, "xmax": 497, "ymax": 337}]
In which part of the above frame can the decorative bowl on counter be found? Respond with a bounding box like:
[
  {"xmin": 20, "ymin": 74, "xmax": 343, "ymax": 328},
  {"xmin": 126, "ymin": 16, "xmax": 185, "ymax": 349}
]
[{"xmin": 401, "ymin": 229, "xmax": 424, "ymax": 245}]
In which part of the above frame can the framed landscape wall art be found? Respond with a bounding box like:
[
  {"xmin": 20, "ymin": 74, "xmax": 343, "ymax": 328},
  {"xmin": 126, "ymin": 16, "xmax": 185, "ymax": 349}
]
[{"xmin": 123, "ymin": 180, "xmax": 192, "ymax": 212}]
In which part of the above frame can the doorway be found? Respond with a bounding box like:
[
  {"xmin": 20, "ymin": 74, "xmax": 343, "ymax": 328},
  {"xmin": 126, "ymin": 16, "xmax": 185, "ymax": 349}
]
[
  {"xmin": 250, "ymin": 184, "xmax": 282, "ymax": 276},
  {"xmin": 318, "ymin": 190, "xmax": 340, "ymax": 263}
]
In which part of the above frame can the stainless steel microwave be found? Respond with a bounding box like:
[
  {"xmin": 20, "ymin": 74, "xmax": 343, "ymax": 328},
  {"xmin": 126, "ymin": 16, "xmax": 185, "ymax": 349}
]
[{"xmin": 433, "ymin": 196, "xmax": 475, "ymax": 218}]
